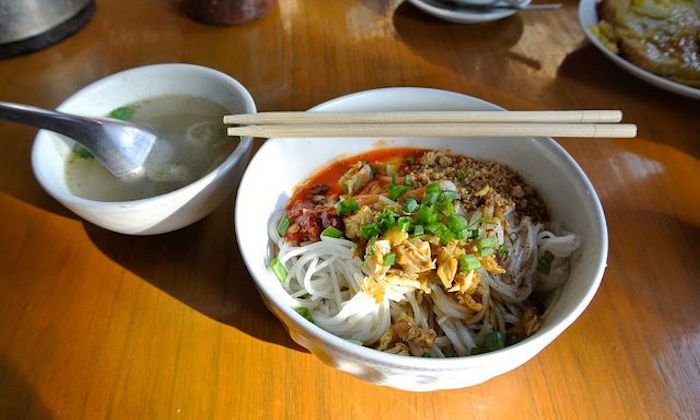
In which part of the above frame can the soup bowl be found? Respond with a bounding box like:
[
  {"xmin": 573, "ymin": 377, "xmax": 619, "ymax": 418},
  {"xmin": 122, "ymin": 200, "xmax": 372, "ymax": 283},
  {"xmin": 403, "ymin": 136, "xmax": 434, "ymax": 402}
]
[
  {"xmin": 31, "ymin": 63, "xmax": 255, "ymax": 234},
  {"xmin": 235, "ymin": 87, "xmax": 607, "ymax": 391}
]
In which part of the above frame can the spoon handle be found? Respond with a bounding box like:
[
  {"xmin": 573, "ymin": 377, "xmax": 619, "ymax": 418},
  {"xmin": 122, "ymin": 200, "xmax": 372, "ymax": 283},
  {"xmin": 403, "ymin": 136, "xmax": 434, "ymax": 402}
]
[{"xmin": 0, "ymin": 101, "xmax": 102, "ymax": 144}]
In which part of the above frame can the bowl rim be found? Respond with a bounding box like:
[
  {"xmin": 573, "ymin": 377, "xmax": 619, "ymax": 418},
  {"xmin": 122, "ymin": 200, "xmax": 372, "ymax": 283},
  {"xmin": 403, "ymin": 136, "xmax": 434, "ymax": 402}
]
[
  {"xmin": 31, "ymin": 63, "xmax": 256, "ymax": 209},
  {"xmin": 235, "ymin": 87, "xmax": 608, "ymax": 369}
]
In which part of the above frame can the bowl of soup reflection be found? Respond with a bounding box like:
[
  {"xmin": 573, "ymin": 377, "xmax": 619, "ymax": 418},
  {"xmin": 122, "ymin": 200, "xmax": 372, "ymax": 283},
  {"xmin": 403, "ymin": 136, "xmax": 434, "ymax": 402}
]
[{"xmin": 31, "ymin": 63, "xmax": 255, "ymax": 234}]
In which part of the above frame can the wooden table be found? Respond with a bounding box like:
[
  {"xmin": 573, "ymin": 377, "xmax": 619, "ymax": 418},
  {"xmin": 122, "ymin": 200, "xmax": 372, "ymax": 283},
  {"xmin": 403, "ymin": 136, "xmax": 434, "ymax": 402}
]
[{"xmin": 1, "ymin": 0, "xmax": 698, "ymax": 418}]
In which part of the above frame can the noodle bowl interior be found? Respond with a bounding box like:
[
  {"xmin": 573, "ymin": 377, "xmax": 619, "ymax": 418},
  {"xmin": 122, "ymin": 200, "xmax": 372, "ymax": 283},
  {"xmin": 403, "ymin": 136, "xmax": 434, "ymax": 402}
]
[{"xmin": 268, "ymin": 149, "xmax": 579, "ymax": 357}]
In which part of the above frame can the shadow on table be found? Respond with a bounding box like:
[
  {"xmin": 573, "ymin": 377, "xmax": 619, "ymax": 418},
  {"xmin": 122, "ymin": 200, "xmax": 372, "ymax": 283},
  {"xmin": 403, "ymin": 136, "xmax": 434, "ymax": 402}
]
[
  {"xmin": 559, "ymin": 43, "xmax": 700, "ymax": 158},
  {"xmin": 0, "ymin": 356, "xmax": 55, "ymax": 419},
  {"xmin": 392, "ymin": 2, "xmax": 527, "ymax": 73},
  {"xmin": 0, "ymin": 124, "xmax": 79, "ymax": 220},
  {"xmin": 83, "ymin": 197, "xmax": 306, "ymax": 354}
]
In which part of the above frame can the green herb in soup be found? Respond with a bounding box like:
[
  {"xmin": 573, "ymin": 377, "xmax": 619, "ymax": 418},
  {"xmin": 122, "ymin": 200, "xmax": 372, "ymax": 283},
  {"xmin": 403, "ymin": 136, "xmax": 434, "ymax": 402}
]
[{"xmin": 65, "ymin": 95, "xmax": 234, "ymax": 201}]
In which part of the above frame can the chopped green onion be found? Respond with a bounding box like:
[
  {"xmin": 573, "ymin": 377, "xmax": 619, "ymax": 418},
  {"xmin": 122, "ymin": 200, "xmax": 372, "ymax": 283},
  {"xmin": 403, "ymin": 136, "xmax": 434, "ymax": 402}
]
[
  {"xmin": 360, "ymin": 223, "xmax": 381, "ymax": 239},
  {"xmin": 108, "ymin": 106, "xmax": 135, "ymax": 121},
  {"xmin": 460, "ymin": 254, "xmax": 481, "ymax": 272},
  {"xmin": 470, "ymin": 347, "xmax": 482, "ymax": 355},
  {"xmin": 469, "ymin": 229, "xmax": 480, "ymax": 240},
  {"xmin": 444, "ymin": 347, "xmax": 457, "ymax": 357},
  {"xmin": 479, "ymin": 247, "xmax": 494, "ymax": 257},
  {"xmin": 441, "ymin": 190, "xmax": 460, "ymax": 201},
  {"xmin": 321, "ymin": 226, "xmax": 343, "ymax": 238},
  {"xmin": 404, "ymin": 198, "xmax": 419, "ymax": 213},
  {"xmin": 425, "ymin": 222, "xmax": 444, "ymax": 235},
  {"xmin": 418, "ymin": 205, "xmax": 438, "ymax": 224},
  {"xmin": 476, "ymin": 237, "xmax": 496, "ymax": 250},
  {"xmin": 388, "ymin": 184, "xmax": 410, "ymax": 201},
  {"xmin": 73, "ymin": 146, "xmax": 94, "ymax": 159},
  {"xmin": 446, "ymin": 214, "xmax": 469, "ymax": 233},
  {"xmin": 295, "ymin": 306, "xmax": 313, "ymax": 323},
  {"xmin": 506, "ymin": 334, "xmax": 519, "ymax": 346},
  {"xmin": 457, "ymin": 171, "xmax": 466, "ymax": 181},
  {"xmin": 412, "ymin": 224, "xmax": 424, "ymax": 236},
  {"xmin": 277, "ymin": 213, "xmax": 290, "ymax": 236},
  {"xmin": 397, "ymin": 216, "xmax": 412, "ymax": 232},
  {"xmin": 426, "ymin": 183, "xmax": 441, "ymax": 194},
  {"xmin": 337, "ymin": 198, "xmax": 359, "ymax": 216},
  {"xmin": 383, "ymin": 253, "xmax": 396, "ymax": 266},
  {"xmin": 404, "ymin": 175, "xmax": 412, "ymax": 186},
  {"xmin": 497, "ymin": 245, "xmax": 508, "ymax": 257},
  {"xmin": 436, "ymin": 199, "xmax": 455, "ymax": 216},
  {"xmin": 537, "ymin": 251, "xmax": 554, "ymax": 274},
  {"xmin": 421, "ymin": 352, "xmax": 431, "ymax": 357},
  {"xmin": 439, "ymin": 229, "xmax": 455, "ymax": 245},
  {"xmin": 378, "ymin": 208, "xmax": 396, "ymax": 230},
  {"xmin": 455, "ymin": 229, "xmax": 469, "ymax": 240},
  {"xmin": 482, "ymin": 331, "xmax": 506, "ymax": 352},
  {"xmin": 423, "ymin": 191, "xmax": 439, "ymax": 205},
  {"xmin": 270, "ymin": 258, "xmax": 287, "ymax": 282}
]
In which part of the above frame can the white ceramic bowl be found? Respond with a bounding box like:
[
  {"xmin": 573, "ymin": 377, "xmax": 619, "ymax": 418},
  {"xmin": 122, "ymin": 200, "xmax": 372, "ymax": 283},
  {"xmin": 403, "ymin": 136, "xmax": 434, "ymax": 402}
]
[
  {"xmin": 235, "ymin": 88, "xmax": 607, "ymax": 391},
  {"xmin": 578, "ymin": 0, "xmax": 700, "ymax": 100},
  {"xmin": 32, "ymin": 63, "xmax": 256, "ymax": 234}
]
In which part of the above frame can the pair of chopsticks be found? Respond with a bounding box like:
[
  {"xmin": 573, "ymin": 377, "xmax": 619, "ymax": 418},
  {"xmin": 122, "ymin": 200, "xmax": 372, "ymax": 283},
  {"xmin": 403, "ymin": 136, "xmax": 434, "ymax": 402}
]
[{"xmin": 224, "ymin": 111, "xmax": 637, "ymax": 138}]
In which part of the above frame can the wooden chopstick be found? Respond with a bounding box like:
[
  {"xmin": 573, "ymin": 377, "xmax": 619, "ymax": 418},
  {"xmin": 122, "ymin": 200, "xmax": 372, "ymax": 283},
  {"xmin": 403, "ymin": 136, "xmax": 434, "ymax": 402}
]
[
  {"xmin": 223, "ymin": 110, "xmax": 623, "ymax": 125},
  {"xmin": 226, "ymin": 123, "xmax": 637, "ymax": 138}
]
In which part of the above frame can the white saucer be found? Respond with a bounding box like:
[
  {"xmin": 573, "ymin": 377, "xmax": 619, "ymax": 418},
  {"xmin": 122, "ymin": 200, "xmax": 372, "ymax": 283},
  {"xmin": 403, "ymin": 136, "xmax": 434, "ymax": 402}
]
[{"xmin": 407, "ymin": 0, "xmax": 530, "ymax": 24}]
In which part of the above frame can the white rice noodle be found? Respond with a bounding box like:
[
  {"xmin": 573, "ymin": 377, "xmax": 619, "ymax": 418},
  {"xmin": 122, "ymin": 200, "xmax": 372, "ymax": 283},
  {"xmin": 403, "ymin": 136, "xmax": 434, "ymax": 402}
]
[
  {"xmin": 406, "ymin": 292, "xmax": 428, "ymax": 329},
  {"xmin": 437, "ymin": 316, "xmax": 470, "ymax": 356},
  {"xmin": 313, "ymin": 292, "xmax": 391, "ymax": 344},
  {"xmin": 268, "ymin": 203, "xmax": 580, "ymax": 353},
  {"xmin": 536, "ymin": 229, "xmax": 580, "ymax": 292},
  {"xmin": 430, "ymin": 284, "xmax": 469, "ymax": 318}
]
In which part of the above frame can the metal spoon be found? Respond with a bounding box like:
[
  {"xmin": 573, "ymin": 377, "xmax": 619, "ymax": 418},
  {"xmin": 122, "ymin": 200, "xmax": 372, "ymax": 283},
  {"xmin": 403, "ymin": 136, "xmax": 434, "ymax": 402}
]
[
  {"xmin": 0, "ymin": 101, "xmax": 156, "ymax": 177},
  {"xmin": 427, "ymin": 0, "xmax": 561, "ymax": 11}
]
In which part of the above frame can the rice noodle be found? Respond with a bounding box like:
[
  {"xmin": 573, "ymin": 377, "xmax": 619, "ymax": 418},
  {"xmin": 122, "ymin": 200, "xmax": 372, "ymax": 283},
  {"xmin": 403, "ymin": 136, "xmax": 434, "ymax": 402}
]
[{"xmin": 267, "ymin": 152, "xmax": 580, "ymax": 355}]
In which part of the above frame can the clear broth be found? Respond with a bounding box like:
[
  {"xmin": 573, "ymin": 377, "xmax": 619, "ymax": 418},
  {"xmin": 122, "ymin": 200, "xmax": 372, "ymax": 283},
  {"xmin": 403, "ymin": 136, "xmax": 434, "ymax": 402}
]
[{"xmin": 65, "ymin": 95, "xmax": 235, "ymax": 201}]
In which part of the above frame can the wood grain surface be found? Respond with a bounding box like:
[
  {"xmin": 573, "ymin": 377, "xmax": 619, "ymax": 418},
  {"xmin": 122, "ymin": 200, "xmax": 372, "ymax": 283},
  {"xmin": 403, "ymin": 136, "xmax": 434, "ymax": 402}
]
[{"xmin": 0, "ymin": 0, "xmax": 698, "ymax": 418}]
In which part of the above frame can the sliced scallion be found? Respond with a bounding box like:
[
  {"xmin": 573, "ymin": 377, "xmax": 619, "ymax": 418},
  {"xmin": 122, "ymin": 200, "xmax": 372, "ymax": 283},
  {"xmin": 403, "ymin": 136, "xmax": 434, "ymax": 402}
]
[
  {"xmin": 404, "ymin": 198, "xmax": 419, "ymax": 213},
  {"xmin": 388, "ymin": 184, "xmax": 411, "ymax": 201},
  {"xmin": 479, "ymin": 247, "xmax": 494, "ymax": 257},
  {"xmin": 383, "ymin": 253, "xmax": 396, "ymax": 266},
  {"xmin": 360, "ymin": 223, "xmax": 381, "ymax": 239},
  {"xmin": 537, "ymin": 251, "xmax": 554, "ymax": 274},
  {"xmin": 270, "ymin": 258, "xmax": 287, "ymax": 282},
  {"xmin": 476, "ymin": 237, "xmax": 496, "ymax": 250},
  {"xmin": 482, "ymin": 331, "xmax": 505, "ymax": 352},
  {"xmin": 321, "ymin": 226, "xmax": 343, "ymax": 238},
  {"xmin": 397, "ymin": 216, "xmax": 412, "ymax": 232},
  {"xmin": 337, "ymin": 198, "xmax": 359, "ymax": 216},
  {"xmin": 295, "ymin": 306, "xmax": 313, "ymax": 323},
  {"xmin": 426, "ymin": 182, "xmax": 441, "ymax": 194},
  {"xmin": 277, "ymin": 213, "xmax": 290, "ymax": 236},
  {"xmin": 460, "ymin": 254, "xmax": 481, "ymax": 272},
  {"xmin": 423, "ymin": 191, "xmax": 439, "ymax": 205},
  {"xmin": 446, "ymin": 214, "xmax": 469, "ymax": 233},
  {"xmin": 412, "ymin": 224, "xmax": 424, "ymax": 236}
]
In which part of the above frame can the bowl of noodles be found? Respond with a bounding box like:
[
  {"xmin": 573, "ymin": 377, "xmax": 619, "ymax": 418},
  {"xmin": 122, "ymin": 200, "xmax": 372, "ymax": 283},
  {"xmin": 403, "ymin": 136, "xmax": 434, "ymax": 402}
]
[{"xmin": 235, "ymin": 88, "xmax": 607, "ymax": 391}]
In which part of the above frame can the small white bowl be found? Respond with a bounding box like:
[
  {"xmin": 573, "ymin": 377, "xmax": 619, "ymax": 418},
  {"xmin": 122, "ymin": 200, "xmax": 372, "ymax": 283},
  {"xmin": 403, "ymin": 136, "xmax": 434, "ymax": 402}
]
[
  {"xmin": 31, "ymin": 63, "xmax": 255, "ymax": 234},
  {"xmin": 235, "ymin": 87, "xmax": 607, "ymax": 391}
]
